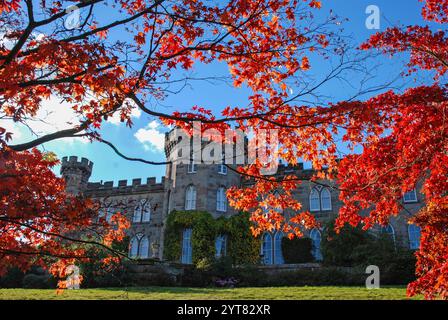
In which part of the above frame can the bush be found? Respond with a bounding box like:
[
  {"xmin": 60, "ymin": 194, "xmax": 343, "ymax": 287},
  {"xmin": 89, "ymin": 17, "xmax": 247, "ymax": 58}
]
[
  {"xmin": 321, "ymin": 220, "xmax": 373, "ymax": 266},
  {"xmin": 0, "ymin": 268, "xmax": 25, "ymax": 288},
  {"xmin": 22, "ymin": 274, "xmax": 56, "ymax": 289},
  {"xmin": 281, "ymin": 237, "xmax": 313, "ymax": 263}
]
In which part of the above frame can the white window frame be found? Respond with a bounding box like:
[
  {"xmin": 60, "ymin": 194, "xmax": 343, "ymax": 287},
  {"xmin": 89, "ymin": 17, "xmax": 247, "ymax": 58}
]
[
  {"xmin": 185, "ymin": 185, "xmax": 197, "ymax": 210},
  {"xmin": 408, "ymin": 224, "xmax": 421, "ymax": 250},
  {"xmin": 320, "ymin": 188, "xmax": 332, "ymax": 211},
  {"xmin": 133, "ymin": 199, "xmax": 151, "ymax": 223},
  {"xmin": 129, "ymin": 233, "xmax": 150, "ymax": 259},
  {"xmin": 261, "ymin": 233, "xmax": 273, "ymax": 265},
  {"xmin": 216, "ymin": 187, "xmax": 227, "ymax": 212},
  {"xmin": 273, "ymin": 232, "xmax": 284, "ymax": 265},
  {"xmin": 403, "ymin": 189, "xmax": 418, "ymax": 203},
  {"xmin": 181, "ymin": 228, "xmax": 193, "ymax": 264},
  {"xmin": 309, "ymin": 187, "xmax": 321, "ymax": 212},
  {"xmin": 310, "ymin": 186, "xmax": 332, "ymax": 212}
]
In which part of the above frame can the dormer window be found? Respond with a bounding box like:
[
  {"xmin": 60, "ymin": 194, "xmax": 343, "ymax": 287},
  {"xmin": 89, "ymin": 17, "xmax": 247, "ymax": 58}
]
[{"xmin": 403, "ymin": 189, "xmax": 418, "ymax": 203}]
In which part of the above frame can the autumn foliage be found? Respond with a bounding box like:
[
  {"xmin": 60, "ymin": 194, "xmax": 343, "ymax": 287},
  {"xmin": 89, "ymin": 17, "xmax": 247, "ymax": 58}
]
[{"xmin": 0, "ymin": 0, "xmax": 447, "ymax": 299}]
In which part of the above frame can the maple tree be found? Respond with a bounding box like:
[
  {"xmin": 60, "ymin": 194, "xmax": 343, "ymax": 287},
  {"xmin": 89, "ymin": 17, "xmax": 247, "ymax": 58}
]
[
  {"xmin": 1, "ymin": 0, "xmax": 334, "ymax": 287},
  {"xmin": 1, "ymin": 0, "xmax": 447, "ymax": 300}
]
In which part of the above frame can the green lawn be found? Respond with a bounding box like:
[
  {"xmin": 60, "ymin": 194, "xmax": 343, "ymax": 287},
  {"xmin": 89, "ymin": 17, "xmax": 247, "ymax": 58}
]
[{"xmin": 0, "ymin": 286, "xmax": 421, "ymax": 300}]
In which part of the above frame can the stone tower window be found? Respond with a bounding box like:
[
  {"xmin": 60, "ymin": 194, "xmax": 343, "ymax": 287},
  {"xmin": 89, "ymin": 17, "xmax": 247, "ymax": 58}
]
[{"xmin": 185, "ymin": 185, "xmax": 197, "ymax": 210}]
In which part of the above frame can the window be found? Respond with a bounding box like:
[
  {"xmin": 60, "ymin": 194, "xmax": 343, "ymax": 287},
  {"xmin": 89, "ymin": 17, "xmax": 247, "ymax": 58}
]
[
  {"xmin": 105, "ymin": 208, "xmax": 114, "ymax": 223},
  {"xmin": 130, "ymin": 236, "xmax": 139, "ymax": 258},
  {"xmin": 218, "ymin": 154, "xmax": 227, "ymax": 175},
  {"xmin": 185, "ymin": 185, "xmax": 197, "ymax": 210},
  {"xmin": 216, "ymin": 187, "xmax": 227, "ymax": 212},
  {"xmin": 188, "ymin": 154, "xmax": 197, "ymax": 173},
  {"xmin": 408, "ymin": 224, "xmax": 421, "ymax": 250},
  {"xmin": 310, "ymin": 229, "xmax": 323, "ymax": 261},
  {"xmin": 273, "ymin": 232, "xmax": 285, "ymax": 264},
  {"xmin": 133, "ymin": 199, "xmax": 151, "ymax": 223},
  {"xmin": 309, "ymin": 188, "xmax": 320, "ymax": 212},
  {"xmin": 320, "ymin": 188, "xmax": 332, "ymax": 211},
  {"xmin": 261, "ymin": 233, "xmax": 273, "ymax": 265},
  {"xmin": 309, "ymin": 186, "xmax": 332, "ymax": 212},
  {"xmin": 215, "ymin": 235, "xmax": 227, "ymax": 258},
  {"xmin": 181, "ymin": 229, "xmax": 193, "ymax": 264},
  {"xmin": 139, "ymin": 236, "xmax": 150, "ymax": 259},
  {"xmin": 403, "ymin": 189, "xmax": 418, "ymax": 203},
  {"xmin": 129, "ymin": 233, "xmax": 151, "ymax": 259},
  {"xmin": 381, "ymin": 224, "xmax": 396, "ymax": 245}
]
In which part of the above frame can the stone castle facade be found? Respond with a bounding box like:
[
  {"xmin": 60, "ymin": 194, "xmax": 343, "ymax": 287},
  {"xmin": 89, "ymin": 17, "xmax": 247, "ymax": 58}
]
[{"xmin": 60, "ymin": 129, "xmax": 423, "ymax": 265}]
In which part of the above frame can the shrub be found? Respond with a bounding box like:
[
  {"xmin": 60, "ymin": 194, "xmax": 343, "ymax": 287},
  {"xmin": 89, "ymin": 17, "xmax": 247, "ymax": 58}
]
[
  {"xmin": 321, "ymin": 220, "xmax": 373, "ymax": 266},
  {"xmin": 22, "ymin": 274, "xmax": 56, "ymax": 289},
  {"xmin": 0, "ymin": 268, "xmax": 25, "ymax": 288},
  {"xmin": 281, "ymin": 237, "xmax": 314, "ymax": 263}
]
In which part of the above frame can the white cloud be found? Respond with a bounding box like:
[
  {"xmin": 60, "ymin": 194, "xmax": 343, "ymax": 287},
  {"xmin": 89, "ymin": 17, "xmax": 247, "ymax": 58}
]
[
  {"xmin": 2, "ymin": 94, "xmax": 88, "ymax": 145},
  {"xmin": 134, "ymin": 120, "xmax": 166, "ymax": 152}
]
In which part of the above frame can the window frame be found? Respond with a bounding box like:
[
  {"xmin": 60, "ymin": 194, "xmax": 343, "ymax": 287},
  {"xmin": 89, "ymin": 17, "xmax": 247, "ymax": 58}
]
[
  {"xmin": 181, "ymin": 228, "xmax": 193, "ymax": 264},
  {"xmin": 403, "ymin": 189, "xmax": 418, "ymax": 203},
  {"xmin": 185, "ymin": 185, "xmax": 197, "ymax": 211},
  {"xmin": 216, "ymin": 187, "xmax": 228, "ymax": 212}
]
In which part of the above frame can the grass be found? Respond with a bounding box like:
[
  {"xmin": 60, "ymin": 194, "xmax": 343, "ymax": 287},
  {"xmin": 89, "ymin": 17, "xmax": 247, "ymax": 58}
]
[{"xmin": 0, "ymin": 286, "xmax": 421, "ymax": 300}]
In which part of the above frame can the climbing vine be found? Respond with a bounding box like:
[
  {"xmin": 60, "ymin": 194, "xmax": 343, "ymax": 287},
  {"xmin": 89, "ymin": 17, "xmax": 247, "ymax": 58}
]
[{"xmin": 164, "ymin": 211, "xmax": 261, "ymax": 266}]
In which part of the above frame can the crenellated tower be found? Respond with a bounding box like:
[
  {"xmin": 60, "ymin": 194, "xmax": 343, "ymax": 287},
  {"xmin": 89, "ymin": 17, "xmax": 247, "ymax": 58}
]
[{"xmin": 60, "ymin": 156, "xmax": 93, "ymax": 195}]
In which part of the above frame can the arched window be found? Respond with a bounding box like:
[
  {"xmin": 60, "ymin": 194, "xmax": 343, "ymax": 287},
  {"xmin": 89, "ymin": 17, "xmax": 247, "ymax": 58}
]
[
  {"xmin": 215, "ymin": 235, "xmax": 227, "ymax": 258},
  {"xmin": 408, "ymin": 224, "xmax": 421, "ymax": 250},
  {"xmin": 309, "ymin": 188, "xmax": 321, "ymax": 212},
  {"xmin": 129, "ymin": 235, "xmax": 139, "ymax": 258},
  {"xmin": 185, "ymin": 185, "xmax": 197, "ymax": 210},
  {"xmin": 216, "ymin": 187, "xmax": 227, "ymax": 212},
  {"xmin": 310, "ymin": 229, "xmax": 323, "ymax": 261},
  {"xmin": 181, "ymin": 228, "xmax": 193, "ymax": 264},
  {"xmin": 133, "ymin": 200, "xmax": 151, "ymax": 223},
  {"xmin": 309, "ymin": 186, "xmax": 332, "ymax": 212},
  {"xmin": 139, "ymin": 236, "xmax": 150, "ymax": 259},
  {"xmin": 381, "ymin": 224, "xmax": 396, "ymax": 245},
  {"xmin": 129, "ymin": 233, "xmax": 150, "ymax": 259},
  {"xmin": 273, "ymin": 232, "xmax": 284, "ymax": 264},
  {"xmin": 320, "ymin": 188, "xmax": 332, "ymax": 211},
  {"xmin": 261, "ymin": 233, "xmax": 273, "ymax": 265},
  {"xmin": 141, "ymin": 202, "xmax": 151, "ymax": 222}
]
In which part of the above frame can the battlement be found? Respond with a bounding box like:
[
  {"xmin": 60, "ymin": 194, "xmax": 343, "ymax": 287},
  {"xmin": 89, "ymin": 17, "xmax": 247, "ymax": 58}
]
[
  {"xmin": 87, "ymin": 176, "xmax": 166, "ymax": 192},
  {"xmin": 61, "ymin": 156, "xmax": 94, "ymax": 170}
]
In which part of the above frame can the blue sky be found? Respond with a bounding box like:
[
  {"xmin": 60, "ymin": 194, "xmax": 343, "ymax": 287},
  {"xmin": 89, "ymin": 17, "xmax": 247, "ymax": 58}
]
[{"xmin": 5, "ymin": 0, "xmax": 434, "ymax": 184}]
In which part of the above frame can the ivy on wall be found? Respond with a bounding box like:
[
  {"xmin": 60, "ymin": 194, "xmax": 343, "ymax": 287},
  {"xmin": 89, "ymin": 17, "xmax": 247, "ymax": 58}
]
[{"xmin": 164, "ymin": 211, "xmax": 261, "ymax": 266}]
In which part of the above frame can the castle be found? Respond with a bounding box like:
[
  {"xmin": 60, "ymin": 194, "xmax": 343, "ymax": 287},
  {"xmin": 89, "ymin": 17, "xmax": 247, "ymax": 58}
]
[{"xmin": 60, "ymin": 129, "xmax": 423, "ymax": 265}]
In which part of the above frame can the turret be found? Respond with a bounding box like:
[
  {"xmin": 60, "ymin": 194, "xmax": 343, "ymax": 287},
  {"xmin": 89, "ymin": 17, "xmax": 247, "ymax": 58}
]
[{"xmin": 60, "ymin": 156, "xmax": 93, "ymax": 195}]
